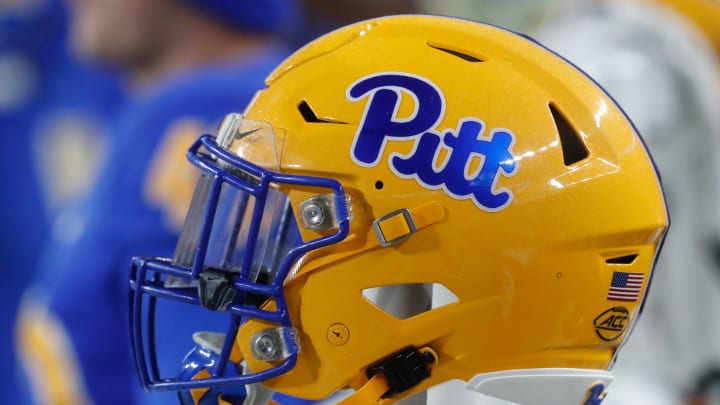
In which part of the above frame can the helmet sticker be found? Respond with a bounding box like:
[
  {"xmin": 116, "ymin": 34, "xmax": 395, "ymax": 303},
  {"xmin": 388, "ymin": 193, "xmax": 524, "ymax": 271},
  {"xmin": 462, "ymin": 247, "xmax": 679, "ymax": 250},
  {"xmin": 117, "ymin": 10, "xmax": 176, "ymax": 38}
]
[
  {"xmin": 348, "ymin": 72, "xmax": 518, "ymax": 211},
  {"xmin": 583, "ymin": 381, "xmax": 608, "ymax": 405},
  {"xmin": 606, "ymin": 271, "xmax": 644, "ymax": 302},
  {"xmin": 593, "ymin": 306, "xmax": 630, "ymax": 342}
]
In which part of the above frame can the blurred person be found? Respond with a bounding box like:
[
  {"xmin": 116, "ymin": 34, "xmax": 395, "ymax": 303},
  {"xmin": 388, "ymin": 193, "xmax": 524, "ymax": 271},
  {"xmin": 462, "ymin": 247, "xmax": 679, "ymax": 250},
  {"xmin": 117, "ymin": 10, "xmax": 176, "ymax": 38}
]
[
  {"xmin": 15, "ymin": 1, "xmax": 299, "ymax": 404},
  {"xmin": 417, "ymin": 0, "xmax": 720, "ymax": 404},
  {"xmin": 0, "ymin": 1, "xmax": 124, "ymax": 403},
  {"xmin": 297, "ymin": 0, "xmax": 417, "ymax": 42}
]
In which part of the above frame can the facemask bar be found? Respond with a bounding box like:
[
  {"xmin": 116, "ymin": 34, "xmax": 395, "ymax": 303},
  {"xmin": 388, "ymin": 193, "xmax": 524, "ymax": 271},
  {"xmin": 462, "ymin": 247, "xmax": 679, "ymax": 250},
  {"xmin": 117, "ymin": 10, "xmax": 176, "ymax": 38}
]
[{"xmin": 129, "ymin": 131, "xmax": 351, "ymax": 393}]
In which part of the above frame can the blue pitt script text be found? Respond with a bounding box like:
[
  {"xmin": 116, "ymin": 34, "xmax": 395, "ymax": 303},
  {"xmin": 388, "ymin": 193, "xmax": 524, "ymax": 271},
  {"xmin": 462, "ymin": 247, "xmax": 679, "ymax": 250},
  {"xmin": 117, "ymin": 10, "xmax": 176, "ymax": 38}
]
[
  {"xmin": 583, "ymin": 382, "xmax": 607, "ymax": 405},
  {"xmin": 347, "ymin": 73, "xmax": 518, "ymax": 211}
]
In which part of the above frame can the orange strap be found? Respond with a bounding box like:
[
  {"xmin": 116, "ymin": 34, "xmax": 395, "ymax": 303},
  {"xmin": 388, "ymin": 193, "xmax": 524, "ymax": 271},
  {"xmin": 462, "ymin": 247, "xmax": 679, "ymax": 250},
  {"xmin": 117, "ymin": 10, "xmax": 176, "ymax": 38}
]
[{"xmin": 336, "ymin": 373, "xmax": 390, "ymax": 405}]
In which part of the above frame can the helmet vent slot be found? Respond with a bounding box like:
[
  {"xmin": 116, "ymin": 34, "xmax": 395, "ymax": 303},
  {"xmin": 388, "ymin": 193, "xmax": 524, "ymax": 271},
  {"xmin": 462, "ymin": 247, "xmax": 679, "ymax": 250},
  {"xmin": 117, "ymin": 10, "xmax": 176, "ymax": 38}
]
[
  {"xmin": 362, "ymin": 283, "xmax": 458, "ymax": 320},
  {"xmin": 605, "ymin": 254, "xmax": 639, "ymax": 265},
  {"xmin": 298, "ymin": 100, "xmax": 347, "ymax": 124},
  {"xmin": 427, "ymin": 42, "xmax": 484, "ymax": 63},
  {"xmin": 549, "ymin": 103, "xmax": 589, "ymax": 166}
]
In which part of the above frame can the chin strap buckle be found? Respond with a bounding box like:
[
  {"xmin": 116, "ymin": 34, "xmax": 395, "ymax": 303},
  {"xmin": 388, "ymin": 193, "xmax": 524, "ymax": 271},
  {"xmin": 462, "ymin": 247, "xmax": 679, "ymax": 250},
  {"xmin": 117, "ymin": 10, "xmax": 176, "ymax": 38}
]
[
  {"xmin": 366, "ymin": 347, "xmax": 437, "ymax": 398},
  {"xmin": 338, "ymin": 347, "xmax": 438, "ymax": 404},
  {"xmin": 372, "ymin": 202, "xmax": 445, "ymax": 248},
  {"xmin": 372, "ymin": 208, "xmax": 417, "ymax": 247}
]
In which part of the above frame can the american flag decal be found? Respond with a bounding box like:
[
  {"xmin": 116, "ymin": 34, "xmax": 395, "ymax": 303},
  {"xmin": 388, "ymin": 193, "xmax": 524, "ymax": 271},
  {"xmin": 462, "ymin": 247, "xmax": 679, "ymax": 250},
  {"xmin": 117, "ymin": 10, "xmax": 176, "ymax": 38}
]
[{"xmin": 607, "ymin": 271, "xmax": 644, "ymax": 301}]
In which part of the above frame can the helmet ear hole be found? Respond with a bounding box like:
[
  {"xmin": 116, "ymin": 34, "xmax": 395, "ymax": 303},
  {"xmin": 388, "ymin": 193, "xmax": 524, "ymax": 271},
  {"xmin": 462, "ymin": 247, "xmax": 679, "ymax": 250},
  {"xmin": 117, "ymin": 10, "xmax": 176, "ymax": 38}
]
[{"xmin": 362, "ymin": 283, "xmax": 458, "ymax": 320}]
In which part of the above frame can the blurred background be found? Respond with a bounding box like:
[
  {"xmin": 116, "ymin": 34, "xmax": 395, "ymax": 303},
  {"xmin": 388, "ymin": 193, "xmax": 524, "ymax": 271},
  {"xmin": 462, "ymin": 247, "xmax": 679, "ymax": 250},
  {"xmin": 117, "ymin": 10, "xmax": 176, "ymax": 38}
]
[{"xmin": 2, "ymin": 0, "xmax": 719, "ymax": 404}]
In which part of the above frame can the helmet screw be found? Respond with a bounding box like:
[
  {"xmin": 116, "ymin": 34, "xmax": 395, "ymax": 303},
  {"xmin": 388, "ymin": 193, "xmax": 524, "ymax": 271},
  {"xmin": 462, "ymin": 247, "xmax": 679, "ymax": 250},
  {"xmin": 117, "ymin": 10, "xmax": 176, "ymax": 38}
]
[
  {"xmin": 327, "ymin": 323, "xmax": 350, "ymax": 346},
  {"xmin": 253, "ymin": 334, "xmax": 278, "ymax": 359},
  {"xmin": 303, "ymin": 202, "xmax": 325, "ymax": 226}
]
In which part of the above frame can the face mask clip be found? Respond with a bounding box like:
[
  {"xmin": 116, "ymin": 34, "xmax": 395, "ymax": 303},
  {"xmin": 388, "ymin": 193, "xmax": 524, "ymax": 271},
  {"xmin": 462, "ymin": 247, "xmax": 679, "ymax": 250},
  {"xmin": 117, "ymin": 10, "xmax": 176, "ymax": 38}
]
[
  {"xmin": 249, "ymin": 327, "xmax": 301, "ymax": 362},
  {"xmin": 198, "ymin": 269, "xmax": 238, "ymax": 311},
  {"xmin": 299, "ymin": 194, "xmax": 353, "ymax": 231}
]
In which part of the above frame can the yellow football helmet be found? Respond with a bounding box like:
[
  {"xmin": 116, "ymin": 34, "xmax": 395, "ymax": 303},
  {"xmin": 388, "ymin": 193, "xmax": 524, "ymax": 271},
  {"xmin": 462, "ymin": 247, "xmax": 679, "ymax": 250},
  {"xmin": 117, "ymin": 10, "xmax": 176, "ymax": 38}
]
[{"xmin": 129, "ymin": 15, "xmax": 668, "ymax": 404}]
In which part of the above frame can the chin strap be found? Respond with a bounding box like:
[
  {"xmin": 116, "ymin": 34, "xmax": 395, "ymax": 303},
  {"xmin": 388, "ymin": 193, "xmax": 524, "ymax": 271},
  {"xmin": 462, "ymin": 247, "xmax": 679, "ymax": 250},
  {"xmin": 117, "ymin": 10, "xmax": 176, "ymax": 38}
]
[
  {"xmin": 287, "ymin": 201, "xmax": 445, "ymax": 280},
  {"xmin": 337, "ymin": 373, "xmax": 391, "ymax": 405}
]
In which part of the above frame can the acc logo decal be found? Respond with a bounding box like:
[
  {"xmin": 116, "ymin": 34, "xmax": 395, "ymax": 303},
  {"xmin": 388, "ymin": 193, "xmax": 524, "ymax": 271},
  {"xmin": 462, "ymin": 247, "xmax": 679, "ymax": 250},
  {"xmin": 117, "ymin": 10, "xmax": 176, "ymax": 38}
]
[
  {"xmin": 593, "ymin": 306, "xmax": 630, "ymax": 342},
  {"xmin": 348, "ymin": 72, "xmax": 518, "ymax": 211}
]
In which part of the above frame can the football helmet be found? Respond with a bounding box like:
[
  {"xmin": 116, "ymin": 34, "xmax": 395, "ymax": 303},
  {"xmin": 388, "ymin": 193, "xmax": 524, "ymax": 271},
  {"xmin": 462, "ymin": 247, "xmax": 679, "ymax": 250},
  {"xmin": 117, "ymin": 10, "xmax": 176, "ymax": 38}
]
[{"xmin": 129, "ymin": 15, "xmax": 668, "ymax": 404}]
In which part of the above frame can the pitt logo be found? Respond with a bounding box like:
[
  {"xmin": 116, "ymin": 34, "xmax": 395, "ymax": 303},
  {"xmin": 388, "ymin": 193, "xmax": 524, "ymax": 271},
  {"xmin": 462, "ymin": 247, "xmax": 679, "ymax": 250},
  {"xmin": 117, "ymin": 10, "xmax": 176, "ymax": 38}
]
[
  {"xmin": 347, "ymin": 72, "xmax": 518, "ymax": 211},
  {"xmin": 583, "ymin": 382, "xmax": 607, "ymax": 405}
]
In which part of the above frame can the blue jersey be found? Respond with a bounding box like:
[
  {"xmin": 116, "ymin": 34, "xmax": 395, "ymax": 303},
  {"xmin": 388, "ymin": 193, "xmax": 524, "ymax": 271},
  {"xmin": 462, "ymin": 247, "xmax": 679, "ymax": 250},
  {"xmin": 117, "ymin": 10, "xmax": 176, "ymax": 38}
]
[
  {"xmin": 2, "ymin": 2, "xmax": 124, "ymax": 404},
  {"xmin": 18, "ymin": 46, "xmax": 291, "ymax": 405}
]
